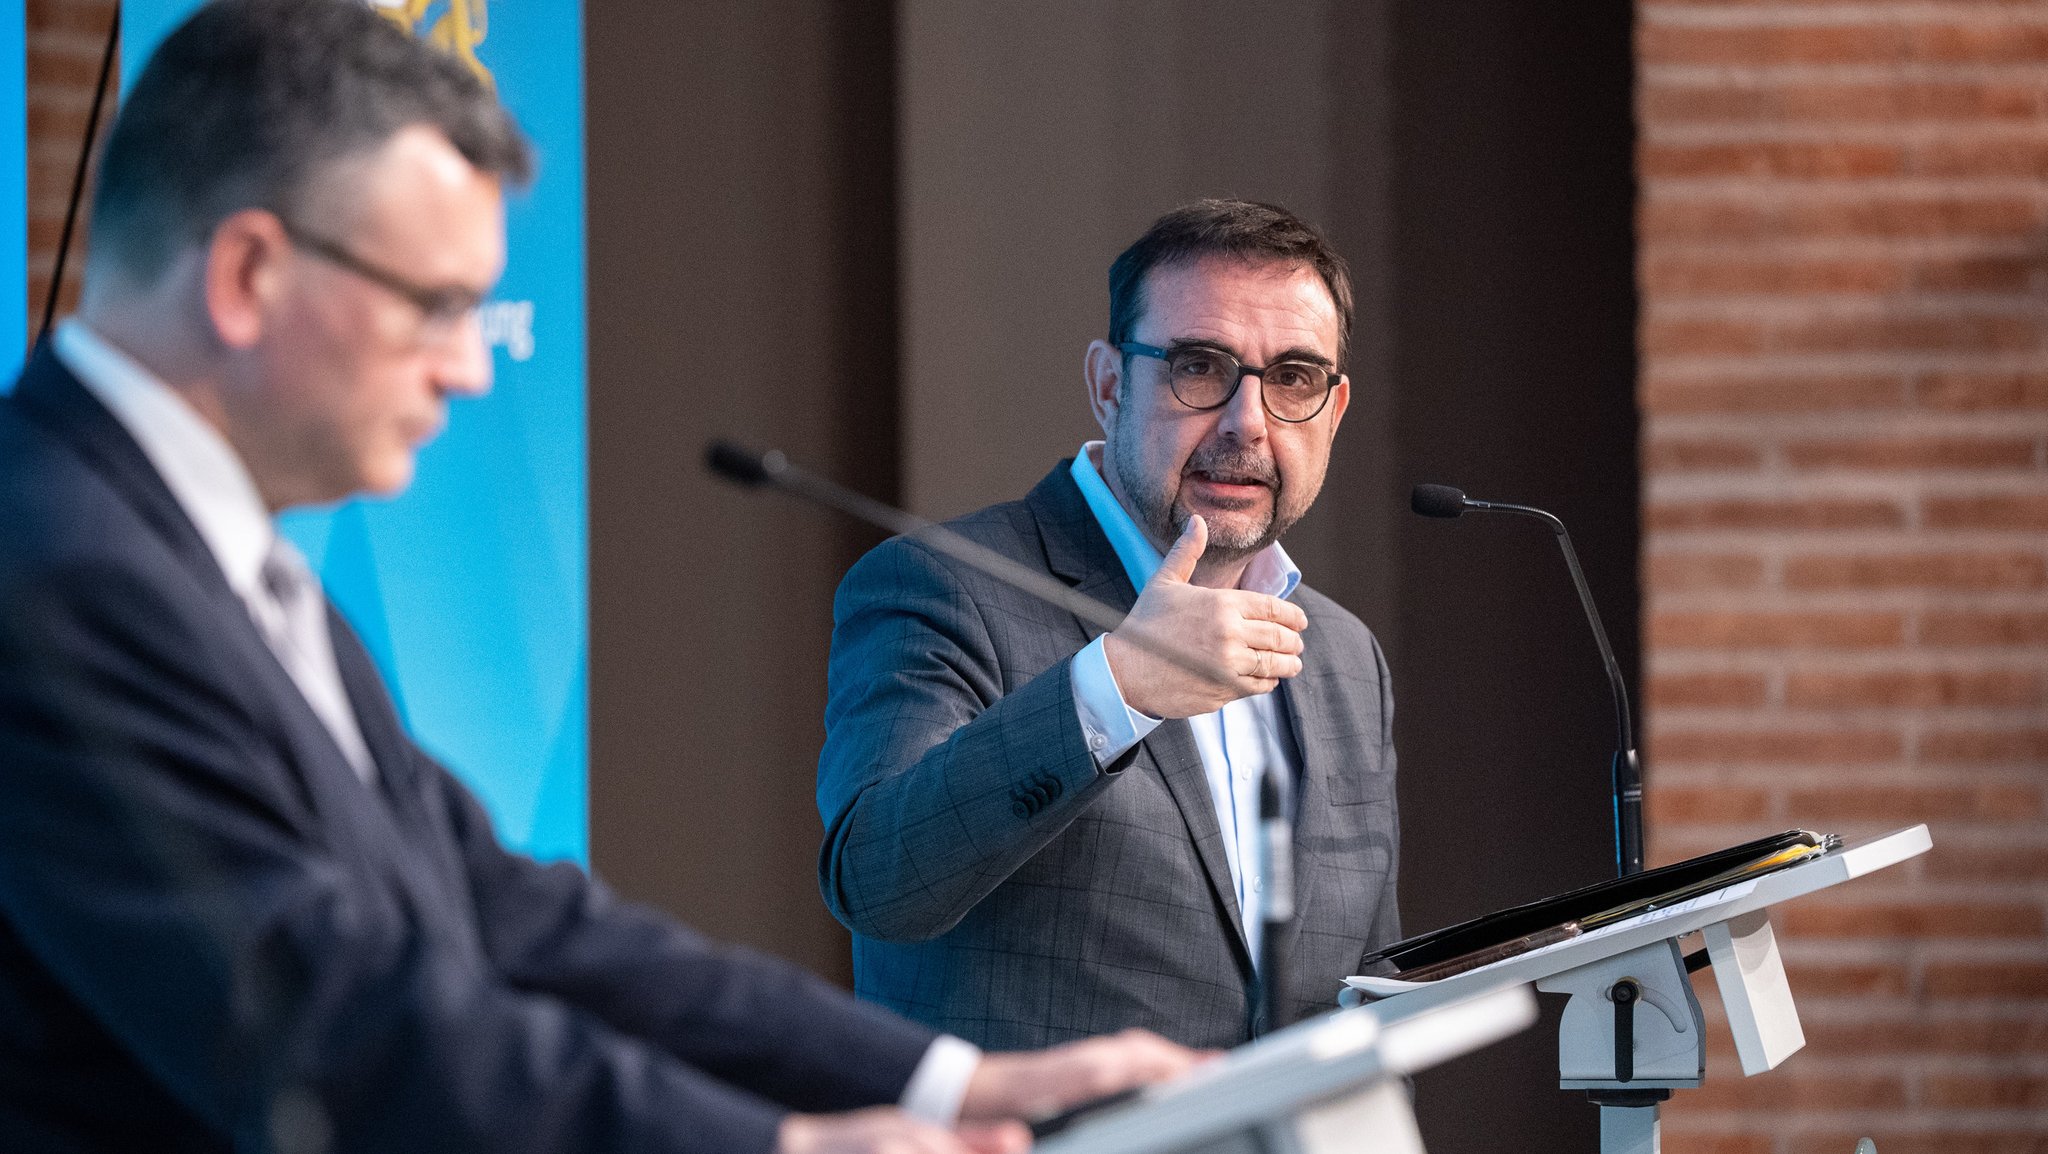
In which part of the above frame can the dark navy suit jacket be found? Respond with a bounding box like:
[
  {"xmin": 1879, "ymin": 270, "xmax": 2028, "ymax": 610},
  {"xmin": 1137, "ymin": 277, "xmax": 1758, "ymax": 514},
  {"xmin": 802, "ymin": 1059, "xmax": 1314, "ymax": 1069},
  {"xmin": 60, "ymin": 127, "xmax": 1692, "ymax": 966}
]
[{"xmin": 0, "ymin": 345, "xmax": 933, "ymax": 1153}]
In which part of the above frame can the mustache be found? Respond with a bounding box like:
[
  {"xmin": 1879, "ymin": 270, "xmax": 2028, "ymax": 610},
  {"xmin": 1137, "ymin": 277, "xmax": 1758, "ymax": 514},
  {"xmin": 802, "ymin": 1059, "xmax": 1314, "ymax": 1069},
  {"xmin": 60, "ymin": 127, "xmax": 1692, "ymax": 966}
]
[{"xmin": 1183, "ymin": 446, "xmax": 1277, "ymax": 487}]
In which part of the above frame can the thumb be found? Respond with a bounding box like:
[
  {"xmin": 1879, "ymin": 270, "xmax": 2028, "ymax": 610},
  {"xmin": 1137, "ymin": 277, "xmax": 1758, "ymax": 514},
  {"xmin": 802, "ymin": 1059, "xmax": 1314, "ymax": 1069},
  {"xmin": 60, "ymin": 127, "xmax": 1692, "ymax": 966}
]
[{"xmin": 1155, "ymin": 515, "xmax": 1206, "ymax": 585}]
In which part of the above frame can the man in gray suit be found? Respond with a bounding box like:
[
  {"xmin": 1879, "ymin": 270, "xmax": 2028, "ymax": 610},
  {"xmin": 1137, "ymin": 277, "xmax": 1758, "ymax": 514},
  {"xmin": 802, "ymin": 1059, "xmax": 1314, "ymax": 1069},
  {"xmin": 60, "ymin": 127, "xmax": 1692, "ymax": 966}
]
[{"xmin": 818, "ymin": 200, "xmax": 1400, "ymax": 1051}]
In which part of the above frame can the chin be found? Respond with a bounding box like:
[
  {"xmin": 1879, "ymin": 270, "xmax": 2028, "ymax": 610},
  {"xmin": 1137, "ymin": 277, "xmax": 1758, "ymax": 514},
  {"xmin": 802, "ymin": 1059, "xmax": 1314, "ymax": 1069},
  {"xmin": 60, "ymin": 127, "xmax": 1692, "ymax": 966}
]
[
  {"xmin": 1176, "ymin": 508, "xmax": 1271, "ymax": 555},
  {"xmin": 359, "ymin": 456, "xmax": 418, "ymax": 498},
  {"xmin": 1208, "ymin": 527, "xmax": 1272, "ymax": 555}
]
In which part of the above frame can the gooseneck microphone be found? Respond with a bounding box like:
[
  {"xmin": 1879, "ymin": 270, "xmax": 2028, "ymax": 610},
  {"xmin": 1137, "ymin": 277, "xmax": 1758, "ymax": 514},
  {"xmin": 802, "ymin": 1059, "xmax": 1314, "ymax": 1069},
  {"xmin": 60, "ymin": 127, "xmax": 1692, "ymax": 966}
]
[
  {"xmin": 1410, "ymin": 484, "xmax": 1644, "ymax": 877},
  {"xmin": 708, "ymin": 439, "xmax": 1140, "ymax": 640}
]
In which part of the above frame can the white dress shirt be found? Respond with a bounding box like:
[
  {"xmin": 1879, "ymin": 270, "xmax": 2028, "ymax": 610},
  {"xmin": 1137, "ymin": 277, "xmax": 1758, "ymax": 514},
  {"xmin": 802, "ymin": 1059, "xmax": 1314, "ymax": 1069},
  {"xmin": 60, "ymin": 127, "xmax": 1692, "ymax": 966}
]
[
  {"xmin": 54, "ymin": 320, "xmax": 378, "ymax": 784},
  {"xmin": 1067, "ymin": 442, "xmax": 1300, "ymax": 967},
  {"xmin": 51, "ymin": 319, "xmax": 982, "ymax": 1122}
]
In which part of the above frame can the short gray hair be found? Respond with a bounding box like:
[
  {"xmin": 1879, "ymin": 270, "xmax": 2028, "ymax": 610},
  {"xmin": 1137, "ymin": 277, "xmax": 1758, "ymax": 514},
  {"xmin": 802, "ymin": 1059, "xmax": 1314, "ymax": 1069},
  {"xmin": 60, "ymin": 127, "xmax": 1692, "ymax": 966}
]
[
  {"xmin": 1107, "ymin": 199, "xmax": 1355, "ymax": 366},
  {"xmin": 88, "ymin": 0, "xmax": 533, "ymax": 283}
]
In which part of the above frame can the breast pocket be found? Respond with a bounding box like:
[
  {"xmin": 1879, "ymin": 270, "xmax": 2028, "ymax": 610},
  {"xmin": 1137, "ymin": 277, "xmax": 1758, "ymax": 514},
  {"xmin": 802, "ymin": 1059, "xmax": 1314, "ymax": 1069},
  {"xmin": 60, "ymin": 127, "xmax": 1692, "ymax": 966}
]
[{"xmin": 1324, "ymin": 753, "xmax": 1394, "ymax": 806}]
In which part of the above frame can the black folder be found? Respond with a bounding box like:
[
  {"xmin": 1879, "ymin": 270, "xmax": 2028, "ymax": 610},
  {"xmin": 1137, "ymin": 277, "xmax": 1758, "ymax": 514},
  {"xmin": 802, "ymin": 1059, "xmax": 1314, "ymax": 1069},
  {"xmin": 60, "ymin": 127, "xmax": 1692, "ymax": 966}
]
[{"xmin": 1365, "ymin": 829, "xmax": 1840, "ymax": 982}]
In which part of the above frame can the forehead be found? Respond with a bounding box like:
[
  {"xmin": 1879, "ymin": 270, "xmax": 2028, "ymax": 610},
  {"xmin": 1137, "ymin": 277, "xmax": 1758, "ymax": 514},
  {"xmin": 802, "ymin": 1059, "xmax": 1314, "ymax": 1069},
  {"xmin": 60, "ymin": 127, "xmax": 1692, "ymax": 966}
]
[
  {"xmin": 333, "ymin": 125, "xmax": 505, "ymax": 278},
  {"xmin": 1135, "ymin": 256, "xmax": 1341, "ymax": 357}
]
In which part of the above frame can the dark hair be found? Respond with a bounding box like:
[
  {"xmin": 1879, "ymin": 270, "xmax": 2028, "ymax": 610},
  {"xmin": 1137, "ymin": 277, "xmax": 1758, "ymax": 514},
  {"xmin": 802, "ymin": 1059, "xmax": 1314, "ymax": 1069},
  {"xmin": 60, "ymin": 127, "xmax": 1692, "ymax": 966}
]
[
  {"xmin": 88, "ymin": 0, "xmax": 533, "ymax": 283},
  {"xmin": 1107, "ymin": 198, "xmax": 1355, "ymax": 365}
]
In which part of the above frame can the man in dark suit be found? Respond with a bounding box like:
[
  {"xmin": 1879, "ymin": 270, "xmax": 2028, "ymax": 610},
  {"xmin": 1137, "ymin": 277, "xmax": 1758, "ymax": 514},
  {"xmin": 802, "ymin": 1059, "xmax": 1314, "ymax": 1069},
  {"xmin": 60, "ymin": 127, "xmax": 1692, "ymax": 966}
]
[
  {"xmin": 819, "ymin": 200, "xmax": 1401, "ymax": 1051},
  {"xmin": 0, "ymin": 3, "xmax": 1195, "ymax": 1152}
]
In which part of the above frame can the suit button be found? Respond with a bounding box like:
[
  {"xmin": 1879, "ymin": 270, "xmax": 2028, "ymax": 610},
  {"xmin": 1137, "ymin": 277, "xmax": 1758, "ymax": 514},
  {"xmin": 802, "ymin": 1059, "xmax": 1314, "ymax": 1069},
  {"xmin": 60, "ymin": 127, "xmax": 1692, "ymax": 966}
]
[
  {"xmin": 1013, "ymin": 800, "xmax": 1031, "ymax": 819},
  {"xmin": 1044, "ymin": 778, "xmax": 1064, "ymax": 800}
]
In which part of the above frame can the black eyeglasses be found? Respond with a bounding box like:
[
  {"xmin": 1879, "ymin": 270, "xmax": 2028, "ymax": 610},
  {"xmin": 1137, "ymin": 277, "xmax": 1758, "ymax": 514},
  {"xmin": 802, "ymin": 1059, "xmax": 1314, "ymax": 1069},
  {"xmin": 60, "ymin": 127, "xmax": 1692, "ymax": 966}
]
[
  {"xmin": 279, "ymin": 220, "xmax": 486, "ymax": 344},
  {"xmin": 1119, "ymin": 341, "xmax": 1340, "ymax": 423}
]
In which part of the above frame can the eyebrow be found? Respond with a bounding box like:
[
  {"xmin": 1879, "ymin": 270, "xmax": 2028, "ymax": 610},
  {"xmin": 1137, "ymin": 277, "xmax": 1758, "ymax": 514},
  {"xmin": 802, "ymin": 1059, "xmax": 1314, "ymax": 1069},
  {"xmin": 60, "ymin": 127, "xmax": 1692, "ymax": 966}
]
[{"xmin": 1163, "ymin": 338, "xmax": 1336, "ymax": 370}]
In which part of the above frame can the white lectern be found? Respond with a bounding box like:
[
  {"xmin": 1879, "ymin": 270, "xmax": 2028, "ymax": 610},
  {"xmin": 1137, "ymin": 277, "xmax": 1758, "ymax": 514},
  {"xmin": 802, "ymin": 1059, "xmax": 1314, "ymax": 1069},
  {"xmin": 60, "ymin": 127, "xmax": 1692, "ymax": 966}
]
[
  {"xmin": 1037, "ymin": 983, "xmax": 1539, "ymax": 1154},
  {"xmin": 1343, "ymin": 825, "xmax": 1932, "ymax": 1154}
]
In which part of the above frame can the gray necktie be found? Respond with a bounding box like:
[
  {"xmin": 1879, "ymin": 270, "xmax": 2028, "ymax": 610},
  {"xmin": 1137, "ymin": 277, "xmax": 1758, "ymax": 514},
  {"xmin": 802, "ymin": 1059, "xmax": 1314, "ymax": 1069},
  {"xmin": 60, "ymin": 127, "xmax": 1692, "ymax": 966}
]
[{"xmin": 256, "ymin": 536, "xmax": 377, "ymax": 784}]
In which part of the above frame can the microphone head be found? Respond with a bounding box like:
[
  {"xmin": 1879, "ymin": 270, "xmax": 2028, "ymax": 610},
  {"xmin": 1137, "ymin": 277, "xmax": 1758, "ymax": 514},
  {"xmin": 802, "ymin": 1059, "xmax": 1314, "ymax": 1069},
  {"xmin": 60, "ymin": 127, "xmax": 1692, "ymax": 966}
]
[
  {"xmin": 1411, "ymin": 484, "xmax": 1470, "ymax": 519},
  {"xmin": 704, "ymin": 439, "xmax": 785, "ymax": 487}
]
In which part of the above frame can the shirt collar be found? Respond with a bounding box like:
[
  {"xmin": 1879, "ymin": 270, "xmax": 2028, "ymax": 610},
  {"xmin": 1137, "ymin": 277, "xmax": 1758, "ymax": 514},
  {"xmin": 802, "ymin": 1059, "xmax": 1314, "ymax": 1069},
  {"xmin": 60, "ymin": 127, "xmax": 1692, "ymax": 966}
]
[
  {"xmin": 54, "ymin": 319, "xmax": 278, "ymax": 599},
  {"xmin": 1069, "ymin": 441, "xmax": 1300, "ymax": 599}
]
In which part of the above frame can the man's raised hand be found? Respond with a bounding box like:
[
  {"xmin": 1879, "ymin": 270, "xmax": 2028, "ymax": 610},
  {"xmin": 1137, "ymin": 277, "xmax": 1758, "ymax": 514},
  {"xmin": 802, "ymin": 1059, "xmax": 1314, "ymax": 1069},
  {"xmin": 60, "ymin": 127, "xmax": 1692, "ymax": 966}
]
[{"xmin": 1102, "ymin": 516, "xmax": 1308, "ymax": 719}]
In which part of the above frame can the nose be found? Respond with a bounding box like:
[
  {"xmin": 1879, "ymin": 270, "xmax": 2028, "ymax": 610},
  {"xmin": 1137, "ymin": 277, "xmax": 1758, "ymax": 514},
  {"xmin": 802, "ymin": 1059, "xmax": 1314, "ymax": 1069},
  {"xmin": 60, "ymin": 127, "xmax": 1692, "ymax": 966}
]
[
  {"xmin": 1215, "ymin": 368, "xmax": 1269, "ymax": 443},
  {"xmin": 433, "ymin": 312, "xmax": 494, "ymax": 398}
]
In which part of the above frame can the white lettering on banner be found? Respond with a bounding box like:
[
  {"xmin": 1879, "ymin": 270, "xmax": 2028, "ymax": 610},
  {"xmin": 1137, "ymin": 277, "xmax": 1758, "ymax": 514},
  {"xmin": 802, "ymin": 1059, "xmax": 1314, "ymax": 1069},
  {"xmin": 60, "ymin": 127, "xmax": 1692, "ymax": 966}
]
[{"xmin": 481, "ymin": 300, "xmax": 535, "ymax": 362}]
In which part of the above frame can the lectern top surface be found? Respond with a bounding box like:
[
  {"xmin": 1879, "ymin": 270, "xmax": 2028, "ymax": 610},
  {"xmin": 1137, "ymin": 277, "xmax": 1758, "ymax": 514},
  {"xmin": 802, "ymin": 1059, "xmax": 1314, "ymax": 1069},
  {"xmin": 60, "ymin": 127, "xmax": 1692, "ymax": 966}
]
[
  {"xmin": 1346, "ymin": 824, "xmax": 1931, "ymax": 1014},
  {"xmin": 1366, "ymin": 829, "xmax": 1835, "ymax": 978}
]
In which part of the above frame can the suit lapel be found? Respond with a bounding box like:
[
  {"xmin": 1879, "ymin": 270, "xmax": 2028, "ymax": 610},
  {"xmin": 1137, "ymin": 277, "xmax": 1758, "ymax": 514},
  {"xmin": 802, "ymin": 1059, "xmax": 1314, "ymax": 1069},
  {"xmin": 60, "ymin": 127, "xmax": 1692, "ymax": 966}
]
[
  {"xmin": 1026, "ymin": 464, "xmax": 1252, "ymax": 960},
  {"xmin": 328, "ymin": 609, "xmax": 441, "ymax": 845},
  {"xmin": 1150, "ymin": 719, "xmax": 1249, "ymax": 952},
  {"xmin": 327, "ymin": 613, "xmax": 467, "ymax": 901},
  {"xmin": 1028, "ymin": 464, "xmax": 1138, "ymax": 618},
  {"xmin": 12, "ymin": 345, "xmax": 226, "ymax": 597},
  {"xmin": 1275, "ymin": 668, "xmax": 1326, "ymax": 968},
  {"xmin": 14, "ymin": 352, "xmax": 334, "ymax": 802}
]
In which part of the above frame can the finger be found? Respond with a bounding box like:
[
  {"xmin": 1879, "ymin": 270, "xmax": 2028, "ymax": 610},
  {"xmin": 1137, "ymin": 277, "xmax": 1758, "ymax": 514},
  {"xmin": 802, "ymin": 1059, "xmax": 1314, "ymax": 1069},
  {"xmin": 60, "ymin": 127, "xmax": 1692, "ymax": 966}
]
[
  {"xmin": 1235, "ymin": 593, "xmax": 1308, "ymax": 632},
  {"xmin": 1250, "ymin": 652, "xmax": 1302, "ymax": 682},
  {"xmin": 901, "ymin": 1119, "xmax": 973, "ymax": 1154},
  {"xmin": 959, "ymin": 1121, "xmax": 1031, "ymax": 1154},
  {"xmin": 1243, "ymin": 619, "xmax": 1305, "ymax": 656},
  {"xmin": 1154, "ymin": 515, "xmax": 1206, "ymax": 586},
  {"xmin": 1239, "ymin": 655, "xmax": 1300, "ymax": 686},
  {"xmin": 1102, "ymin": 1029, "xmax": 1208, "ymax": 1082}
]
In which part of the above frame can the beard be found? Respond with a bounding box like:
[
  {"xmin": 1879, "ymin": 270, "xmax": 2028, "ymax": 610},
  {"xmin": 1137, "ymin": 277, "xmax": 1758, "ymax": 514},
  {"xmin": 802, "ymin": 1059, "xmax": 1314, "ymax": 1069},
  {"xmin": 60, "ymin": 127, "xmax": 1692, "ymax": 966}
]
[{"xmin": 1114, "ymin": 439, "xmax": 1299, "ymax": 563}]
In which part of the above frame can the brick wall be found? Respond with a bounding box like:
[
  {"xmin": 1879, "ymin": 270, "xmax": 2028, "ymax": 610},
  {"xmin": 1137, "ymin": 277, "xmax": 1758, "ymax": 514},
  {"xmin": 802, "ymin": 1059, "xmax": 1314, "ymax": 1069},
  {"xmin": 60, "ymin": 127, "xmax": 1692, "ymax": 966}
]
[
  {"xmin": 25, "ymin": 0, "xmax": 117, "ymax": 338},
  {"xmin": 1640, "ymin": 2, "xmax": 2048, "ymax": 1151}
]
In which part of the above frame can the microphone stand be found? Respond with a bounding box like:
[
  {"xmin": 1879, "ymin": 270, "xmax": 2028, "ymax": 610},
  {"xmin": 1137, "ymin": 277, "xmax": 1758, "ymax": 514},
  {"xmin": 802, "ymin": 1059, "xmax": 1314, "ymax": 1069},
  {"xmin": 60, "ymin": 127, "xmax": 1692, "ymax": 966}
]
[
  {"xmin": 1412, "ymin": 486, "xmax": 1644, "ymax": 877},
  {"xmin": 1258, "ymin": 771, "xmax": 1294, "ymax": 1030}
]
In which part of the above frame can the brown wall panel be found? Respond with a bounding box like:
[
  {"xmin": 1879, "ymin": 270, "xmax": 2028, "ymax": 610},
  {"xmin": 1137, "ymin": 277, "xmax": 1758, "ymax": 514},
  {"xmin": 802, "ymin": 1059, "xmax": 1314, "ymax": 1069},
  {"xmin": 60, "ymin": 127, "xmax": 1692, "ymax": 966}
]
[{"xmin": 585, "ymin": 0, "xmax": 898, "ymax": 983}]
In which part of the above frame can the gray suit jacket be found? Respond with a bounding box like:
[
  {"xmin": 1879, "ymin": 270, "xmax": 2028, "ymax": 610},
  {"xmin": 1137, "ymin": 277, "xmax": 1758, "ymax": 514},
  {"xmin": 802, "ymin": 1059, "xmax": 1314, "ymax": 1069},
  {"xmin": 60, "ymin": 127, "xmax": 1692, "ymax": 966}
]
[{"xmin": 818, "ymin": 464, "xmax": 1400, "ymax": 1050}]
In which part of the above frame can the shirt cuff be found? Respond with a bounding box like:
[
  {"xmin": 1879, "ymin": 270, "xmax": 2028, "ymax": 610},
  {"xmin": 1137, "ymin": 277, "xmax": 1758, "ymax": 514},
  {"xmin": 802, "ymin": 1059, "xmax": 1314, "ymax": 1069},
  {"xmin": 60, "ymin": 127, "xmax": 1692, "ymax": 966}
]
[
  {"xmin": 1072, "ymin": 634, "xmax": 1161, "ymax": 767},
  {"xmin": 899, "ymin": 1034, "xmax": 983, "ymax": 1125}
]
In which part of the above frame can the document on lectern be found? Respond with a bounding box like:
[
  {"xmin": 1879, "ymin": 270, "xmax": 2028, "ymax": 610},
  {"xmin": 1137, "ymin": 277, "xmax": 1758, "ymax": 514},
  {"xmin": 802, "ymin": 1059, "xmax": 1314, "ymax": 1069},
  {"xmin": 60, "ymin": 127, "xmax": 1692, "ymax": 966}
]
[{"xmin": 1360, "ymin": 829, "xmax": 1841, "ymax": 983}]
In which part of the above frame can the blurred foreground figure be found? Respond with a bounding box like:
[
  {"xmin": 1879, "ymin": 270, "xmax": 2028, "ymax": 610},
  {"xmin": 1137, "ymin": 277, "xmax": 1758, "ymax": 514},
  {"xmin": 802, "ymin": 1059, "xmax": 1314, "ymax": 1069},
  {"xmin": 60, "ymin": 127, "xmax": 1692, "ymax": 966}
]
[{"xmin": 0, "ymin": 3, "xmax": 1194, "ymax": 1151}]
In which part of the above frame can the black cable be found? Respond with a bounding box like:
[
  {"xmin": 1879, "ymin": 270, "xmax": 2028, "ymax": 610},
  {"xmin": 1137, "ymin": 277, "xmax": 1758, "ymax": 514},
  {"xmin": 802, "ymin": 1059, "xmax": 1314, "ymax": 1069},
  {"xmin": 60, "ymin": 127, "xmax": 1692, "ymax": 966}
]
[{"xmin": 36, "ymin": 1, "xmax": 120, "ymax": 349}]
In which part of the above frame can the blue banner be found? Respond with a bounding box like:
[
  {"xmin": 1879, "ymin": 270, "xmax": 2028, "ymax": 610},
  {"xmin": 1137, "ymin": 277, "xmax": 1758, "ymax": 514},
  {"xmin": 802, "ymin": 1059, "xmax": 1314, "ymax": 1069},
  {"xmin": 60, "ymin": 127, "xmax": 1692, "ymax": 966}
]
[
  {"xmin": 122, "ymin": 1, "xmax": 589, "ymax": 863},
  {"xmin": 3, "ymin": 0, "xmax": 23, "ymax": 375}
]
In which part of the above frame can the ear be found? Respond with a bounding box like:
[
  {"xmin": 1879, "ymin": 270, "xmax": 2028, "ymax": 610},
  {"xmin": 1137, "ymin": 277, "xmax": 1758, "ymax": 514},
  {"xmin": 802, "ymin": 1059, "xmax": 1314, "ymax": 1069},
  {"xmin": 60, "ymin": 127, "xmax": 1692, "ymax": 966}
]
[
  {"xmin": 1324, "ymin": 373, "xmax": 1351, "ymax": 434},
  {"xmin": 1084, "ymin": 339, "xmax": 1125, "ymax": 437},
  {"xmin": 204, "ymin": 209, "xmax": 292, "ymax": 350}
]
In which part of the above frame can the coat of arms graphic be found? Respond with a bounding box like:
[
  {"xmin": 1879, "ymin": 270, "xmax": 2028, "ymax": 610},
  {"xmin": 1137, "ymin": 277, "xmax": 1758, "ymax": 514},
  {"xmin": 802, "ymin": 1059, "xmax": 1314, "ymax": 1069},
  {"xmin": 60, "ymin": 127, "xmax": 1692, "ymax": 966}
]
[{"xmin": 369, "ymin": 0, "xmax": 495, "ymax": 90}]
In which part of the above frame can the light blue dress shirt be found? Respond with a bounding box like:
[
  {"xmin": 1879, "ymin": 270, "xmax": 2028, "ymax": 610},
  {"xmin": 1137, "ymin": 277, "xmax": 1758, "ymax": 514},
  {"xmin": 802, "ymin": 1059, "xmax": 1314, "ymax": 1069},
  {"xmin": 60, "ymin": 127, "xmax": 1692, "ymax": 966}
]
[{"xmin": 1067, "ymin": 442, "xmax": 1301, "ymax": 967}]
